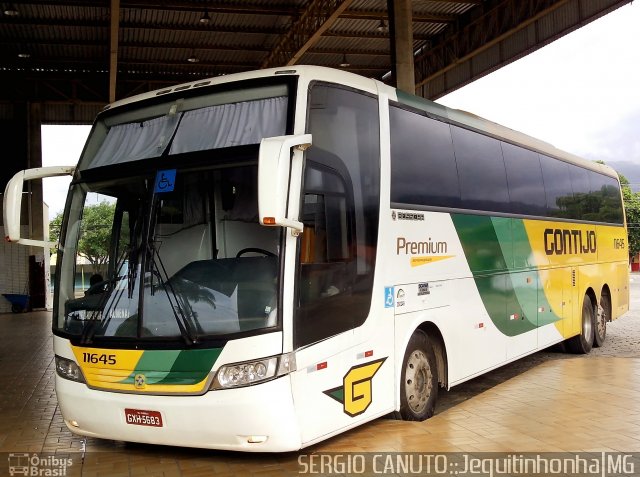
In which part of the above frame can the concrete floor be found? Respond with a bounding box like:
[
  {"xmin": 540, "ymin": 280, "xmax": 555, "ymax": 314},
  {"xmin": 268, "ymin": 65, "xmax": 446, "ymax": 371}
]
[{"xmin": 1, "ymin": 278, "xmax": 639, "ymax": 476}]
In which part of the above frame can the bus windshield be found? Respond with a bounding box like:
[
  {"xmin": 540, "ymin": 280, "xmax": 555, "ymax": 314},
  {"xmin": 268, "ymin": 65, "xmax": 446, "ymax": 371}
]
[
  {"xmin": 55, "ymin": 166, "xmax": 281, "ymax": 344},
  {"xmin": 53, "ymin": 81, "xmax": 291, "ymax": 344}
]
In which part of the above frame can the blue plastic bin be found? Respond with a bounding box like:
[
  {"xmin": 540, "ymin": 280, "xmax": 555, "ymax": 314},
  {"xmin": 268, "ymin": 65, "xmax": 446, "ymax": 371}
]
[{"xmin": 2, "ymin": 294, "xmax": 29, "ymax": 313}]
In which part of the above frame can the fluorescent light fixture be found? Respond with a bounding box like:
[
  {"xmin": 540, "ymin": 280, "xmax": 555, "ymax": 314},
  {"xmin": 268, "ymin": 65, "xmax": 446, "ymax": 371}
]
[
  {"xmin": 4, "ymin": 4, "xmax": 19, "ymax": 16},
  {"xmin": 199, "ymin": 10, "xmax": 210, "ymax": 24}
]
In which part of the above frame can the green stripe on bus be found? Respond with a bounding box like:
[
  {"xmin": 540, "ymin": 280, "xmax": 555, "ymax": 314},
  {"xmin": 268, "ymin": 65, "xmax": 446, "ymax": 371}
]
[
  {"xmin": 510, "ymin": 218, "xmax": 559, "ymax": 328},
  {"xmin": 119, "ymin": 350, "xmax": 180, "ymax": 384},
  {"xmin": 119, "ymin": 348, "xmax": 221, "ymax": 385},
  {"xmin": 156, "ymin": 348, "xmax": 223, "ymax": 385},
  {"xmin": 451, "ymin": 214, "xmax": 559, "ymax": 336}
]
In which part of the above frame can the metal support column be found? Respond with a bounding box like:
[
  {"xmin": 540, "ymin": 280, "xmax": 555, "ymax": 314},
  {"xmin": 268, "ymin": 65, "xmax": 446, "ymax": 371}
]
[
  {"xmin": 27, "ymin": 103, "xmax": 43, "ymax": 242},
  {"xmin": 27, "ymin": 102, "xmax": 47, "ymax": 309},
  {"xmin": 389, "ymin": 0, "xmax": 415, "ymax": 93},
  {"xmin": 109, "ymin": 0, "xmax": 120, "ymax": 103}
]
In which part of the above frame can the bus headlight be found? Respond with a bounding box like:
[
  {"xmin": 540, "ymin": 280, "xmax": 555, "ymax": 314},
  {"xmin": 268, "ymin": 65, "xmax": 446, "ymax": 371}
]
[
  {"xmin": 211, "ymin": 352, "xmax": 296, "ymax": 390},
  {"xmin": 55, "ymin": 355, "xmax": 86, "ymax": 383}
]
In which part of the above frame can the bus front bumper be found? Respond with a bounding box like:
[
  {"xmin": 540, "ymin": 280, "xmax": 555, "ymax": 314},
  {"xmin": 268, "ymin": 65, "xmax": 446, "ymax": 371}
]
[{"xmin": 55, "ymin": 374, "xmax": 302, "ymax": 452}]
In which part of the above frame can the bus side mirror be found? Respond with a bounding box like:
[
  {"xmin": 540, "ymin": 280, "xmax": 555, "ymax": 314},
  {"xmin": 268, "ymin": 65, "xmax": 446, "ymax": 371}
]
[
  {"xmin": 3, "ymin": 165, "xmax": 75, "ymax": 247},
  {"xmin": 258, "ymin": 134, "xmax": 311, "ymax": 237}
]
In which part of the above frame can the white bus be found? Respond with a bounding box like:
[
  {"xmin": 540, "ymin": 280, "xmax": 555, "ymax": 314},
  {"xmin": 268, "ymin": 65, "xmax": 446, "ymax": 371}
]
[{"xmin": 3, "ymin": 66, "xmax": 628, "ymax": 452}]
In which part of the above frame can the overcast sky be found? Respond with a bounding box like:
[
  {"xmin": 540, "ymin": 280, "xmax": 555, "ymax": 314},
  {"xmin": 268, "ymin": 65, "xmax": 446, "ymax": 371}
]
[
  {"xmin": 438, "ymin": 2, "xmax": 640, "ymax": 164},
  {"xmin": 42, "ymin": 2, "xmax": 640, "ymax": 218}
]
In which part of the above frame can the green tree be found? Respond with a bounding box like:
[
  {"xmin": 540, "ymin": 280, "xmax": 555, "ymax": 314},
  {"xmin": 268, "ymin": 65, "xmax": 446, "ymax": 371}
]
[
  {"xmin": 50, "ymin": 201, "xmax": 116, "ymax": 277},
  {"xmin": 593, "ymin": 161, "xmax": 640, "ymax": 257},
  {"xmin": 49, "ymin": 213, "xmax": 63, "ymax": 248}
]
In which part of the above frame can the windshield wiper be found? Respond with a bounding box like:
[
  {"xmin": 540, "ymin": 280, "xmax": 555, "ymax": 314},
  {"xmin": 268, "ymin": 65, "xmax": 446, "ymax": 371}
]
[
  {"xmin": 147, "ymin": 242, "xmax": 199, "ymax": 345},
  {"xmin": 79, "ymin": 248, "xmax": 130, "ymax": 345}
]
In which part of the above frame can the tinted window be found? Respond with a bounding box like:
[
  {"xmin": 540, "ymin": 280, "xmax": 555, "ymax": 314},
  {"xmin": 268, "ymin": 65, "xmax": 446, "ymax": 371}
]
[
  {"xmin": 451, "ymin": 126, "xmax": 510, "ymax": 213},
  {"xmin": 588, "ymin": 171, "xmax": 624, "ymax": 223},
  {"xmin": 389, "ymin": 106, "xmax": 460, "ymax": 208},
  {"xmin": 296, "ymin": 85, "xmax": 380, "ymax": 347},
  {"xmin": 540, "ymin": 154, "xmax": 573, "ymax": 219},
  {"xmin": 501, "ymin": 142, "xmax": 546, "ymax": 216},
  {"xmin": 567, "ymin": 166, "xmax": 598, "ymax": 220}
]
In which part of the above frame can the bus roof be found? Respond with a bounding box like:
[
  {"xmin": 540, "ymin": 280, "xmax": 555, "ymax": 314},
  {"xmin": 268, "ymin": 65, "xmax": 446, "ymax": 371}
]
[
  {"xmin": 103, "ymin": 65, "xmax": 619, "ymax": 181},
  {"xmin": 392, "ymin": 89, "xmax": 618, "ymax": 180}
]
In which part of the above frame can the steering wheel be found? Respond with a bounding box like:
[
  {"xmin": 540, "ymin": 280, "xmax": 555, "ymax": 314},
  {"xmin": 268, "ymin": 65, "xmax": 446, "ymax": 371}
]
[{"xmin": 236, "ymin": 248, "xmax": 276, "ymax": 258}]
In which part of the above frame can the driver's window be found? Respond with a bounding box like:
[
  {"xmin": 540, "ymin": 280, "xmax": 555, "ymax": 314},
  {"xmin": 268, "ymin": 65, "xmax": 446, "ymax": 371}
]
[
  {"xmin": 114, "ymin": 210, "xmax": 130, "ymax": 274},
  {"xmin": 74, "ymin": 193, "xmax": 117, "ymax": 296},
  {"xmin": 299, "ymin": 165, "xmax": 351, "ymax": 285},
  {"xmin": 296, "ymin": 164, "xmax": 355, "ymax": 346}
]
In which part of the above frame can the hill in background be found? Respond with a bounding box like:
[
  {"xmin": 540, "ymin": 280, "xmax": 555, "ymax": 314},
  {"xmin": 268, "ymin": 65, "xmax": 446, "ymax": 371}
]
[{"xmin": 607, "ymin": 161, "xmax": 640, "ymax": 192}]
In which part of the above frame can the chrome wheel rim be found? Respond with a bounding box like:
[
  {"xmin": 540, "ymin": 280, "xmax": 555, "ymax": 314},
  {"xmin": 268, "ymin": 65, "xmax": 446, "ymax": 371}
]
[
  {"xmin": 404, "ymin": 350, "xmax": 432, "ymax": 414},
  {"xmin": 597, "ymin": 298, "xmax": 608, "ymax": 339},
  {"xmin": 583, "ymin": 303, "xmax": 593, "ymax": 340}
]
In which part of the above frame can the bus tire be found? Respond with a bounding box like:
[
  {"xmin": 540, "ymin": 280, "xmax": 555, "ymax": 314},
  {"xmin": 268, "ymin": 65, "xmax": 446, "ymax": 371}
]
[
  {"xmin": 566, "ymin": 295, "xmax": 594, "ymax": 354},
  {"xmin": 594, "ymin": 292, "xmax": 610, "ymax": 348},
  {"xmin": 398, "ymin": 330, "xmax": 438, "ymax": 421}
]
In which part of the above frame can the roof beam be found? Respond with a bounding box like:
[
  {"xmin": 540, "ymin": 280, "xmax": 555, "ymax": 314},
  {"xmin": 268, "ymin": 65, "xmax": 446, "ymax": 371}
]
[
  {"xmin": 262, "ymin": 0, "xmax": 355, "ymax": 68},
  {"xmin": 2, "ymin": 17, "xmax": 286, "ymax": 35},
  {"xmin": 340, "ymin": 10, "xmax": 455, "ymax": 23},
  {"xmin": 121, "ymin": 1, "xmax": 299, "ymax": 15},
  {"xmin": 122, "ymin": 20, "xmax": 285, "ymax": 35},
  {"xmin": 324, "ymin": 30, "xmax": 432, "ymax": 41},
  {"xmin": 1, "ymin": 37, "xmax": 390, "ymax": 56},
  {"xmin": 120, "ymin": 0, "xmax": 480, "ymax": 10},
  {"xmin": 4, "ymin": 57, "xmax": 389, "ymax": 75},
  {"xmin": 11, "ymin": 57, "xmax": 253, "ymax": 71},
  {"xmin": 414, "ymin": 0, "xmax": 565, "ymax": 94},
  {"xmin": 16, "ymin": 0, "xmax": 480, "ymax": 14},
  {"xmin": 420, "ymin": 0, "xmax": 481, "ymax": 3},
  {"xmin": 413, "ymin": 0, "xmax": 632, "ymax": 99},
  {"xmin": 109, "ymin": 0, "xmax": 119, "ymax": 102}
]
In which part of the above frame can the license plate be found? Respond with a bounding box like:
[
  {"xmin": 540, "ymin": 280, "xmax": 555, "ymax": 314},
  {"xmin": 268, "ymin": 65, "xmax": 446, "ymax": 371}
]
[{"xmin": 124, "ymin": 408, "xmax": 163, "ymax": 427}]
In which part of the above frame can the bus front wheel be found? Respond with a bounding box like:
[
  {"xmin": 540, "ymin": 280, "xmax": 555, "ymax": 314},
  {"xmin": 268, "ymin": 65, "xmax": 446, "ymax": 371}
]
[
  {"xmin": 566, "ymin": 295, "xmax": 595, "ymax": 354},
  {"xmin": 398, "ymin": 330, "xmax": 438, "ymax": 421}
]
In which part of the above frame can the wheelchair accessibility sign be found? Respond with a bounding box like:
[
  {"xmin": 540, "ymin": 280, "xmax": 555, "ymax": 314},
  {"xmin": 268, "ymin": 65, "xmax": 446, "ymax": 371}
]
[
  {"xmin": 154, "ymin": 169, "xmax": 176, "ymax": 193},
  {"xmin": 384, "ymin": 287, "xmax": 394, "ymax": 308}
]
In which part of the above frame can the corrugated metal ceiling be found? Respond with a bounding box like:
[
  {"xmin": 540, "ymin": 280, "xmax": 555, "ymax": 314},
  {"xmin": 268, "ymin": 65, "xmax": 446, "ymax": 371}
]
[
  {"xmin": 0, "ymin": 0, "xmax": 479, "ymax": 99},
  {"xmin": 0, "ymin": 0, "xmax": 631, "ymax": 124}
]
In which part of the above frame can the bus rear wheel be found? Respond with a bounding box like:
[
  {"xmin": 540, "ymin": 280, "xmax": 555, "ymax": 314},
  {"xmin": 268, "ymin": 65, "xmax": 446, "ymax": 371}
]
[
  {"xmin": 594, "ymin": 292, "xmax": 610, "ymax": 348},
  {"xmin": 398, "ymin": 330, "xmax": 438, "ymax": 421},
  {"xmin": 566, "ymin": 295, "xmax": 594, "ymax": 354}
]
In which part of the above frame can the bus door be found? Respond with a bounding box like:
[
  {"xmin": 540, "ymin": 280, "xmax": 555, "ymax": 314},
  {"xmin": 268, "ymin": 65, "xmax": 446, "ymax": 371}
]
[
  {"xmin": 288, "ymin": 83, "xmax": 385, "ymax": 444},
  {"xmin": 290, "ymin": 160, "xmax": 386, "ymax": 443}
]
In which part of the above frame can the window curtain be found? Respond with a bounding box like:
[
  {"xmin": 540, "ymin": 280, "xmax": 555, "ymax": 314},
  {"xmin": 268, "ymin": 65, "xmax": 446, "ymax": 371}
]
[
  {"xmin": 91, "ymin": 115, "xmax": 180, "ymax": 168},
  {"xmin": 88, "ymin": 96, "xmax": 287, "ymax": 168},
  {"xmin": 169, "ymin": 97, "xmax": 287, "ymax": 154}
]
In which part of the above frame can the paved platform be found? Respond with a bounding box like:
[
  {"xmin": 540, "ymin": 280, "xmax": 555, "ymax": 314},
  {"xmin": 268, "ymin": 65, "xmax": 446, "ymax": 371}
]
[{"xmin": 1, "ymin": 296, "xmax": 639, "ymax": 475}]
